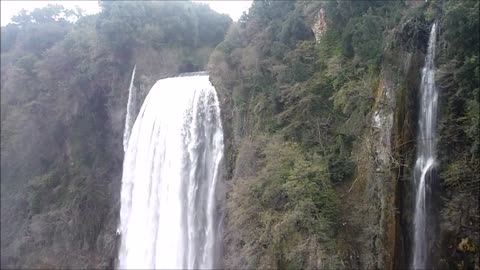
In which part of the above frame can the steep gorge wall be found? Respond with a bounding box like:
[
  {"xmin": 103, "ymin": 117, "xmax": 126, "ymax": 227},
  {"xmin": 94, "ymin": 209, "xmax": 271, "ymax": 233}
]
[
  {"xmin": 209, "ymin": 0, "xmax": 478, "ymax": 269},
  {"xmin": 208, "ymin": 1, "xmax": 409, "ymax": 267},
  {"xmin": 1, "ymin": 1, "xmax": 477, "ymax": 269}
]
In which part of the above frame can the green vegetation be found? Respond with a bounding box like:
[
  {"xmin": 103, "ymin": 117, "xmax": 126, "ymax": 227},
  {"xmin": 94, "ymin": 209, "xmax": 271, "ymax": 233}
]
[
  {"xmin": 210, "ymin": 0, "xmax": 478, "ymax": 269},
  {"xmin": 436, "ymin": 1, "xmax": 479, "ymax": 268},
  {"xmin": 1, "ymin": 0, "xmax": 478, "ymax": 269},
  {"xmin": 225, "ymin": 137, "xmax": 338, "ymax": 269},
  {"xmin": 210, "ymin": 1, "xmax": 405, "ymax": 268}
]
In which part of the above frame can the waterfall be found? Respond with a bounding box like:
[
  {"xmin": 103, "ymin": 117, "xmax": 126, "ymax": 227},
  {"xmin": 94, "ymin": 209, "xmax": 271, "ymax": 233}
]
[
  {"xmin": 123, "ymin": 65, "xmax": 137, "ymax": 152},
  {"xmin": 412, "ymin": 22, "xmax": 438, "ymax": 270},
  {"xmin": 117, "ymin": 73, "xmax": 224, "ymax": 269}
]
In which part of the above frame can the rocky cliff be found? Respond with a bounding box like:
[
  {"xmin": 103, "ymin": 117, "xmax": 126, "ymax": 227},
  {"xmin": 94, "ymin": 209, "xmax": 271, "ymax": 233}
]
[
  {"xmin": 1, "ymin": 0, "xmax": 477, "ymax": 269},
  {"xmin": 208, "ymin": 1, "xmax": 478, "ymax": 269}
]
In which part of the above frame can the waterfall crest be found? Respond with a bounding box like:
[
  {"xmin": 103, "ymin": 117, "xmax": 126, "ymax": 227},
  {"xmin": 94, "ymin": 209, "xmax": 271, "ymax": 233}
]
[
  {"xmin": 412, "ymin": 22, "xmax": 438, "ymax": 270},
  {"xmin": 123, "ymin": 65, "xmax": 137, "ymax": 152},
  {"xmin": 118, "ymin": 73, "xmax": 224, "ymax": 269}
]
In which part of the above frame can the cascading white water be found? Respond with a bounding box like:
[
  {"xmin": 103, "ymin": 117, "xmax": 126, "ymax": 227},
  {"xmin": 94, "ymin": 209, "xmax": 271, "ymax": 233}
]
[
  {"xmin": 123, "ymin": 65, "xmax": 137, "ymax": 152},
  {"xmin": 412, "ymin": 23, "xmax": 438, "ymax": 270},
  {"xmin": 117, "ymin": 73, "xmax": 224, "ymax": 269}
]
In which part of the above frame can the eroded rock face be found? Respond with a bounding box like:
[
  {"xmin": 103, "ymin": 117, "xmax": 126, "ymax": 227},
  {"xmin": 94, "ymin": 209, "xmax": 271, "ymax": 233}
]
[
  {"xmin": 367, "ymin": 72, "xmax": 397, "ymax": 269},
  {"xmin": 344, "ymin": 71, "xmax": 398, "ymax": 270},
  {"xmin": 312, "ymin": 8, "xmax": 327, "ymax": 43}
]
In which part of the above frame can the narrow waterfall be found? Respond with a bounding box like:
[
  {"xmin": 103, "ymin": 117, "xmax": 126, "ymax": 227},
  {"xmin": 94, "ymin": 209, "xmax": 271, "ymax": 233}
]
[
  {"xmin": 117, "ymin": 73, "xmax": 224, "ymax": 269},
  {"xmin": 123, "ymin": 65, "xmax": 137, "ymax": 152},
  {"xmin": 412, "ymin": 23, "xmax": 438, "ymax": 270}
]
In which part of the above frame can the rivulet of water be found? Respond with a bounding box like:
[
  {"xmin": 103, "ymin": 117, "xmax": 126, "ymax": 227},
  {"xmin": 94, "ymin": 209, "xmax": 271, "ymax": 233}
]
[
  {"xmin": 123, "ymin": 65, "xmax": 137, "ymax": 152},
  {"xmin": 412, "ymin": 22, "xmax": 438, "ymax": 270}
]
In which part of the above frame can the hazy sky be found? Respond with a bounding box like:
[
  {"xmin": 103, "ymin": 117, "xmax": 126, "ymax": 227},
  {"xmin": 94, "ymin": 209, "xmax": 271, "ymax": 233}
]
[{"xmin": 0, "ymin": 1, "xmax": 253, "ymax": 26}]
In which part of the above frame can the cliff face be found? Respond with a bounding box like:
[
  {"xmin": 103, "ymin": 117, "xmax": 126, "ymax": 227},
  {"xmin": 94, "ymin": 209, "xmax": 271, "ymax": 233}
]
[
  {"xmin": 208, "ymin": 1, "xmax": 403, "ymax": 267},
  {"xmin": 1, "ymin": 1, "xmax": 477, "ymax": 269},
  {"xmin": 209, "ymin": 0, "xmax": 478, "ymax": 269},
  {"xmin": 344, "ymin": 69, "xmax": 398, "ymax": 269}
]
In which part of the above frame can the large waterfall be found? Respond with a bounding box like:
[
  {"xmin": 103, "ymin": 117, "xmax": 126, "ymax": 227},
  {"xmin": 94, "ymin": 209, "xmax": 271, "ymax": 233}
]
[
  {"xmin": 412, "ymin": 23, "xmax": 438, "ymax": 270},
  {"xmin": 118, "ymin": 73, "xmax": 224, "ymax": 269}
]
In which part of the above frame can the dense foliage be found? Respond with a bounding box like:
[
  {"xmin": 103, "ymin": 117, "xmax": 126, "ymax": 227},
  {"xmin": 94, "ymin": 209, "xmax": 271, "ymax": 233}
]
[
  {"xmin": 225, "ymin": 137, "xmax": 339, "ymax": 269},
  {"xmin": 209, "ymin": 0, "xmax": 406, "ymax": 268},
  {"xmin": 1, "ymin": 0, "xmax": 478, "ymax": 269},
  {"xmin": 209, "ymin": 0, "xmax": 478, "ymax": 269},
  {"xmin": 436, "ymin": 1, "xmax": 479, "ymax": 268}
]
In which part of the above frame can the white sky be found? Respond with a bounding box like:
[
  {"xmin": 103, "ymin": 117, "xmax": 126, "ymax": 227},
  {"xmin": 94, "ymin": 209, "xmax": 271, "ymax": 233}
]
[{"xmin": 0, "ymin": 1, "xmax": 252, "ymax": 26}]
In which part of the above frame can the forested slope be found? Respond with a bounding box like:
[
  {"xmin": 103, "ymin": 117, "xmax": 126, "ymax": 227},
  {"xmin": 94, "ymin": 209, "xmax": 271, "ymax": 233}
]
[
  {"xmin": 208, "ymin": 0, "xmax": 479, "ymax": 269},
  {"xmin": 1, "ymin": 0, "xmax": 478, "ymax": 269}
]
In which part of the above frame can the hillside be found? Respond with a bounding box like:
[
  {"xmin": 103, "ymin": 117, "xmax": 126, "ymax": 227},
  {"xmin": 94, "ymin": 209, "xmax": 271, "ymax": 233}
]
[
  {"xmin": 1, "ymin": 0, "xmax": 478, "ymax": 269},
  {"xmin": 208, "ymin": 1, "xmax": 479, "ymax": 268}
]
